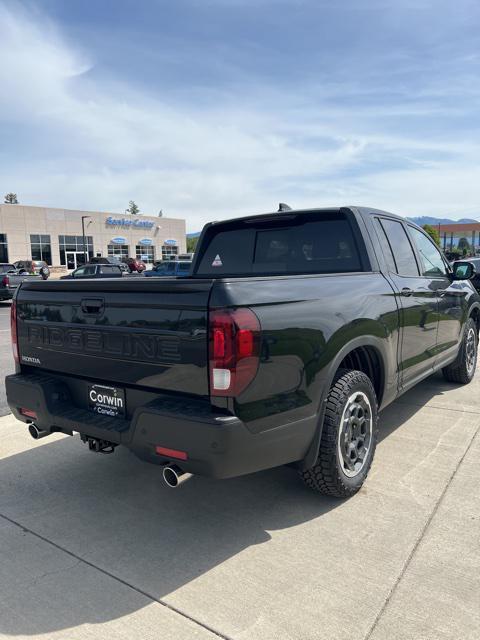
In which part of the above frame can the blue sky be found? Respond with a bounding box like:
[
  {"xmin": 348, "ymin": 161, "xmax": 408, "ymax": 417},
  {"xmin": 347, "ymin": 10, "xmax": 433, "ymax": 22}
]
[{"xmin": 1, "ymin": 0, "xmax": 480, "ymax": 230}]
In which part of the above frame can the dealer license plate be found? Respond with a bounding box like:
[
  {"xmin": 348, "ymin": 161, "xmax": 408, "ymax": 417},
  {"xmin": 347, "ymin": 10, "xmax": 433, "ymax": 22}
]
[{"xmin": 88, "ymin": 384, "xmax": 126, "ymax": 418}]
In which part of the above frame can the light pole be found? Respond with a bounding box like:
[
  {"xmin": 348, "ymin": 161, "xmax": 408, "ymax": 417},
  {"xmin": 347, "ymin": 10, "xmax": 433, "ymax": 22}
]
[{"xmin": 82, "ymin": 216, "xmax": 91, "ymax": 265}]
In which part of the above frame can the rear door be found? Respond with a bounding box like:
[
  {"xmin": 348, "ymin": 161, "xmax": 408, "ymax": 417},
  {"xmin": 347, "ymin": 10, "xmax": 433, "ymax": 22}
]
[{"xmin": 375, "ymin": 217, "xmax": 438, "ymax": 388}]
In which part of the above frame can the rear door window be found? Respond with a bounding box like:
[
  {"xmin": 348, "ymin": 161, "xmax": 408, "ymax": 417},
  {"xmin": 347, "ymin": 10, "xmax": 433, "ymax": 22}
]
[
  {"xmin": 177, "ymin": 262, "xmax": 191, "ymax": 274},
  {"xmin": 379, "ymin": 219, "xmax": 419, "ymax": 277},
  {"xmin": 373, "ymin": 218, "xmax": 397, "ymax": 273},
  {"xmin": 195, "ymin": 211, "xmax": 363, "ymax": 276},
  {"xmin": 99, "ymin": 265, "xmax": 119, "ymax": 275}
]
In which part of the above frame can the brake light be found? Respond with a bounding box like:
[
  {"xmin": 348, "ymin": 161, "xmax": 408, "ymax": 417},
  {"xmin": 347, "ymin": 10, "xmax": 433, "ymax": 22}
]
[
  {"xmin": 10, "ymin": 300, "xmax": 19, "ymax": 363},
  {"xmin": 2, "ymin": 275, "xmax": 9, "ymax": 286},
  {"xmin": 209, "ymin": 308, "xmax": 260, "ymax": 397}
]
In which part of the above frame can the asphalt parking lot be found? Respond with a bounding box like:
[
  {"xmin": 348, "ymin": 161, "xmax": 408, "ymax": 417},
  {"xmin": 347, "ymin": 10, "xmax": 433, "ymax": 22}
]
[{"xmin": 0, "ymin": 334, "xmax": 479, "ymax": 639}]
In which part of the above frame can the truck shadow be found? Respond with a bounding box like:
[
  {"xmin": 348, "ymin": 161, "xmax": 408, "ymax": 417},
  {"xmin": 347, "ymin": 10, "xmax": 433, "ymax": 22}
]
[{"xmin": 0, "ymin": 372, "xmax": 470, "ymax": 636}]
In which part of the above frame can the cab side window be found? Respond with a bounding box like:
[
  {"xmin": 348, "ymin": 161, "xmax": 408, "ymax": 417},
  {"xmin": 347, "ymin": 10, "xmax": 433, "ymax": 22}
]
[{"xmin": 408, "ymin": 227, "xmax": 447, "ymax": 277}]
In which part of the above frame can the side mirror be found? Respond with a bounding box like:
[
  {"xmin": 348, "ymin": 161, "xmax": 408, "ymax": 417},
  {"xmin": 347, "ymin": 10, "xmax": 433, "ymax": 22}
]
[{"xmin": 452, "ymin": 261, "xmax": 476, "ymax": 280}]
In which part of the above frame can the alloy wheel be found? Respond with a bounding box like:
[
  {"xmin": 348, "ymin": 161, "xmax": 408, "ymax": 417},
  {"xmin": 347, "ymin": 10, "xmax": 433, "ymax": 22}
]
[{"xmin": 337, "ymin": 391, "xmax": 372, "ymax": 478}]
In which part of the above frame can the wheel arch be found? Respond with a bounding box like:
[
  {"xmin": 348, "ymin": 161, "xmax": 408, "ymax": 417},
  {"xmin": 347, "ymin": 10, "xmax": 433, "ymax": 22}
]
[
  {"xmin": 469, "ymin": 303, "xmax": 480, "ymax": 333},
  {"xmin": 298, "ymin": 336, "xmax": 388, "ymax": 471}
]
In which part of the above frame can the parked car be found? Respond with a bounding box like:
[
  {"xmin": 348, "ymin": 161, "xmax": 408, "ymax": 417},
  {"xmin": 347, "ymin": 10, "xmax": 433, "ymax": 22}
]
[
  {"xmin": 122, "ymin": 257, "xmax": 146, "ymax": 273},
  {"xmin": 89, "ymin": 256, "xmax": 130, "ymax": 273},
  {"xmin": 6, "ymin": 206, "xmax": 480, "ymax": 498},
  {"xmin": 145, "ymin": 261, "xmax": 192, "ymax": 277},
  {"xmin": 0, "ymin": 263, "xmax": 41, "ymax": 300},
  {"xmin": 60, "ymin": 264, "xmax": 124, "ymax": 279},
  {"xmin": 14, "ymin": 260, "xmax": 50, "ymax": 280}
]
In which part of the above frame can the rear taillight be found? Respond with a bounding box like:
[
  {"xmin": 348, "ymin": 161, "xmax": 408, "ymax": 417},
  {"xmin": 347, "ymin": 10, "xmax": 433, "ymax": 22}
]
[
  {"xmin": 209, "ymin": 308, "xmax": 260, "ymax": 397},
  {"xmin": 2, "ymin": 275, "xmax": 9, "ymax": 286},
  {"xmin": 11, "ymin": 300, "xmax": 19, "ymax": 363}
]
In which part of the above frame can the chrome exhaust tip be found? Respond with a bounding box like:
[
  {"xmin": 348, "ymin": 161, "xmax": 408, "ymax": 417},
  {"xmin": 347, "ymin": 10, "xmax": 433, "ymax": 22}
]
[
  {"xmin": 162, "ymin": 464, "xmax": 193, "ymax": 488},
  {"xmin": 28, "ymin": 424, "xmax": 49, "ymax": 440}
]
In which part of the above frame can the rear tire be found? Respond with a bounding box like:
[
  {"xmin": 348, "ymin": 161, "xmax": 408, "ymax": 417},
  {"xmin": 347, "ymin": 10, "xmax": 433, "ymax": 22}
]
[
  {"xmin": 442, "ymin": 317, "xmax": 477, "ymax": 384},
  {"xmin": 301, "ymin": 369, "xmax": 378, "ymax": 498}
]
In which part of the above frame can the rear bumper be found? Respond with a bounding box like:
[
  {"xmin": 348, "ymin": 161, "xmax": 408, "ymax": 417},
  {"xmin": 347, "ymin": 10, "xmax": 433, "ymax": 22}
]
[{"xmin": 5, "ymin": 373, "xmax": 316, "ymax": 479}]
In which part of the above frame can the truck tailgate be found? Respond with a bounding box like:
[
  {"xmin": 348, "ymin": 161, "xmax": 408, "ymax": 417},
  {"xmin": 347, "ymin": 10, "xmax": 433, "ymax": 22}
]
[{"xmin": 16, "ymin": 278, "xmax": 213, "ymax": 396}]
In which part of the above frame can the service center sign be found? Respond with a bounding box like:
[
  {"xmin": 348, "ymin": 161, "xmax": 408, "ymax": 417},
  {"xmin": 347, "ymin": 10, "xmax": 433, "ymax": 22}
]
[{"xmin": 106, "ymin": 216, "xmax": 155, "ymax": 229}]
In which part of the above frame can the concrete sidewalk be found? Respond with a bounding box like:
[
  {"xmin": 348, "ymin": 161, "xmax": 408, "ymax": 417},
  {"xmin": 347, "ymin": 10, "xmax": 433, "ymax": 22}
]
[{"xmin": 0, "ymin": 371, "xmax": 479, "ymax": 640}]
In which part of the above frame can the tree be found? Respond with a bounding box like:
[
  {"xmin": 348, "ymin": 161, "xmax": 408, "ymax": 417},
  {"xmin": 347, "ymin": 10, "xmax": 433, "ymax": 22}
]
[
  {"xmin": 422, "ymin": 224, "xmax": 440, "ymax": 246},
  {"xmin": 457, "ymin": 237, "xmax": 470, "ymax": 256},
  {"xmin": 4, "ymin": 193, "xmax": 18, "ymax": 204},
  {"xmin": 187, "ymin": 237, "xmax": 198, "ymax": 253},
  {"xmin": 126, "ymin": 200, "xmax": 139, "ymax": 215}
]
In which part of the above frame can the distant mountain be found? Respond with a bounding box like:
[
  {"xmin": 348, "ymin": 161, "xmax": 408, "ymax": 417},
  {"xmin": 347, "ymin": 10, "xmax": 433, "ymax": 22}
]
[
  {"xmin": 408, "ymin": 216, "xmax": 478, "ymax": 226},
  {"xmin": 186, "ymin": 231, "xmax": 201, "ymax": 238}
]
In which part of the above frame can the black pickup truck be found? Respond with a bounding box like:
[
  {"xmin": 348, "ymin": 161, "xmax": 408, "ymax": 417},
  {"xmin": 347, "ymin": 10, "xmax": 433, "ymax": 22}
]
[{"xmin": 6, "ymin": 207, "xmax": 480, "ymax": 497}]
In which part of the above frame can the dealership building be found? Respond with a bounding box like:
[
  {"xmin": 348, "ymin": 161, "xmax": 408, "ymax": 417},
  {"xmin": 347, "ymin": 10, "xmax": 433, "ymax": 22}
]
[
  {"xmin": 438, "ymin": 221, "xmax": 480, "ymax": 253},
  {"xmin": 0, "ymin": 204, "xmax": 187, "ymax": 269}
]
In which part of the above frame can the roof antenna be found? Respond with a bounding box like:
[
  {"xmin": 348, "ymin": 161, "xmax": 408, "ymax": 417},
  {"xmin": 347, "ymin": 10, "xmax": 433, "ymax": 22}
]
[{"xmin": 278, "ymin": 202, "xmax": 292, "ymax": 212}]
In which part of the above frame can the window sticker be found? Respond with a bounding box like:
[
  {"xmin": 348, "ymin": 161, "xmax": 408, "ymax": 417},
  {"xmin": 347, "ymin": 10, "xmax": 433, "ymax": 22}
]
[{"xmin": 212, "ymin": 254, "xmax": 223, "ymax": 267}]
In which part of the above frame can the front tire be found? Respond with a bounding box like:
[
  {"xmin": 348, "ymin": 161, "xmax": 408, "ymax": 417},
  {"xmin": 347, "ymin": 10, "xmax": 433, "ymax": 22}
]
[
  {"xmin": 442, "ymin": 317, "xmax": 478, "ymax": 384},
  {"xmin": 301, "ymin": 370, "xmax": 378, "ymax": 498}
]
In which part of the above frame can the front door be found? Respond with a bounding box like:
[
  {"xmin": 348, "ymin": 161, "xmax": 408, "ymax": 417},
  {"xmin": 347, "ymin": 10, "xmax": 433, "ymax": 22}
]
[
  {"xmin": 66, "ymin": 252, "xmax": 77, "ymax": 270},
  {"xmin": 407, "ymin": 225, "xmax": 465, "ymax": 363},
  {"xmin": 66, "ymin": 252, "xmax": 87, "ymax": 270}
]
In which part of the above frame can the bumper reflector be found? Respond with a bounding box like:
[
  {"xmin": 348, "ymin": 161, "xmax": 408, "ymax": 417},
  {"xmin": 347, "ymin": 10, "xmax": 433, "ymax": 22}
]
[
  {"xmin": 20, "ymin": 408, "xmax": 38, "ymax": 420},
  {"xmin": 155, "ymin": 446, "xmax": 188, "ymax": 461}
]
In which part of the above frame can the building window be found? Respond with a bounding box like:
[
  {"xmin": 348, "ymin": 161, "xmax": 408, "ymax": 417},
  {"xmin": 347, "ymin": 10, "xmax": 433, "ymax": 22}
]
[
  {"xmin": 30, "ymin": 234, "xmax": 52, "ymax": 265},
  {"xmin": 108, "ymin": 244, "xmax": 129, "ymax": 258},
  {"xmin": 136, "ymin": 245, "xmax": 155, "ymax": 262},
  {"xmin": 162, "ymin": 245, "xmax": 178, "ymax": 260},
  {"xmin": 59, "ymin": 235, "xmax": 94, "ymax": 266},
  {"xmin": 0, "ymin": 234, "xmax": 7, "ymax": 262}
]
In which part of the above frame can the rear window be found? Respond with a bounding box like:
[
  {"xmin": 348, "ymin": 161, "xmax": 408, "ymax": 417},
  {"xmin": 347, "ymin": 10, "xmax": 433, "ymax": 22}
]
[
  {"xmin": 195, "ymin": 211, "xmax": 363, "ymax": 276},
  {"xmin": 99, "ymin": 265, "xmax": 119, "ymax": 274},
  {"xmin": 0, "ymin": 264, "xmax": 14, "ymax": 274}
]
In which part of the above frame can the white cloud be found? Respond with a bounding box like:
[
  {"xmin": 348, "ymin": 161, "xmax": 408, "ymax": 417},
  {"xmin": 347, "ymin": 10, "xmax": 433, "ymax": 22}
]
[{"xmin": 1, "ymin": 2, "xmax": 480, "ymax": 230}]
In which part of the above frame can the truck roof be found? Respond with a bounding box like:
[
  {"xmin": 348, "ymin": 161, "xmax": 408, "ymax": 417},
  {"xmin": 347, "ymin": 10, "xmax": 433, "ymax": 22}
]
[{"xmin": 206, "ymin": 206, "xmax": 409, "ymax": 228}]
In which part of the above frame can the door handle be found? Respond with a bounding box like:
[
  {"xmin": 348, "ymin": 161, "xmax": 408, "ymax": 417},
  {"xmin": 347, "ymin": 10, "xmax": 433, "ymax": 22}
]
[{"xmin": 401, "ymin": 287, "xmax": 413, "ymax": 297}]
